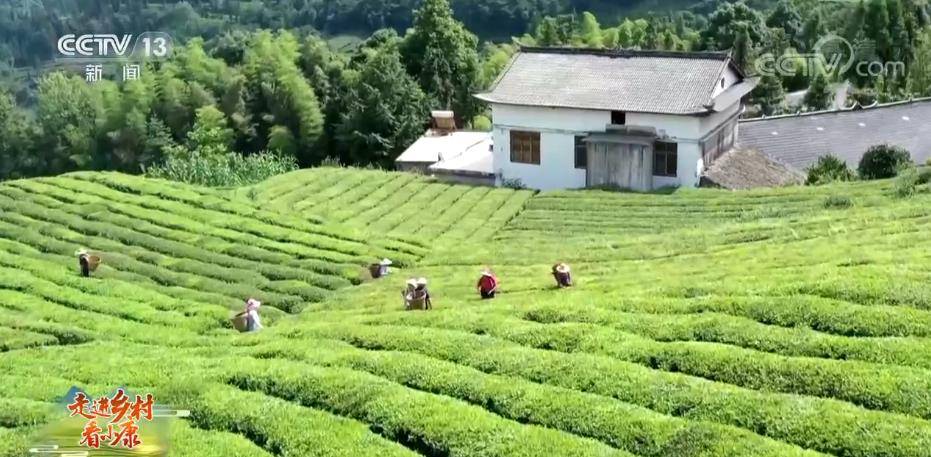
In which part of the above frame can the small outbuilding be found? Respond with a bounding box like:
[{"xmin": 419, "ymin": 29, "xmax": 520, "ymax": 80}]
[{"xmin": 396, "ymin": 111, "xmax": 494, "ymax": 185}]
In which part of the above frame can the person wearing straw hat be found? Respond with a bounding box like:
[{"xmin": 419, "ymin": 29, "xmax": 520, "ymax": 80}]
[
  {"xmin": 244, "ymin": 298, "xmax": 263, "ymax": 332},
  {"xmin": 552, "ymin": 263, "xmax": 572, "ymax": 288},
  {"xmin": 415, "ymin": 277, "xmax": 432, "ymax": 310},
  {"xmin": 76, "ymin": 249, "xmax": 91, "ymax": 277},
  {"xmin": 75, "ymin": 249, "xmax": 101, "ymax": 278},
  {"xmin": 371, "ymin": 258, "xmax": 393, "ymax": 278},
  {"xmin": 402, "ymin": 278, "xmax": 418, "ymax": 308},
  {"xmin": 403, "ymin": 277, "xmax": 433, "ymax": 310},
  {"xmin": 476, "ymin": 268, "xmax": 498, "ymax": 299}
]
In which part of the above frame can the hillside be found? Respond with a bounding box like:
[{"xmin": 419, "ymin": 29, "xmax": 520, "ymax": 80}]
[{"xmin": 2, "ymin": 168, "xmax": 931, "ymax": 457}]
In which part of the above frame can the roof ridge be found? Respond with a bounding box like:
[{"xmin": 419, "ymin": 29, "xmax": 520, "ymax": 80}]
[
  {"xmin": 740, "ymin": 96, "xmax": 931, "ymax": 123},
  {"xmin": 519, "ymin": 46, "xmax": 731, "ymax": 60}
]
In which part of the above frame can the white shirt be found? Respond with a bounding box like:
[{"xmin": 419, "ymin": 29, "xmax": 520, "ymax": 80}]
[{"xmin": 247, "ymin": 309, "xmax": 262, "ymax": 329}]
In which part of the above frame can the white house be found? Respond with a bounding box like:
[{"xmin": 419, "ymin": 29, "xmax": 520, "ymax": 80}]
[{"xmin": 474, "ymin": 47, "xmax": 757, "ymax": 191}]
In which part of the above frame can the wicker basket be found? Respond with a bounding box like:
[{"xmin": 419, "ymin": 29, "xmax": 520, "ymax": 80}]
[
  {"xmin": 86, "ymin": 255, "xmax": 101, "ymax": 272},
  {"xmin": 231, "ymin": 312, "xmax": 249, "ymax": 332},
  {"xmin": 407, "ymin": 297, "xmax": 426, "ymax": 310}
]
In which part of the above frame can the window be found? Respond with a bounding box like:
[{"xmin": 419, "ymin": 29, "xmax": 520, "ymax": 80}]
[
  {"xmin": 574, "ymin": 136, "xmax": 587, "ymax": 169},
  {"xmin": 653, "ymin": 141, "xmax": 678, "ymax": 177},
  {"xmin": 611, "ymin": 111, "xmax": 626, "ymax": 125},
  {"xmin": 510, "ymin": 130, "xmax": 540, "ymax": 164}
]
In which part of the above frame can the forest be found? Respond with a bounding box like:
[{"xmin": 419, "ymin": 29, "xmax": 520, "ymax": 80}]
[{"xmin": 1, "ymin": 0, "xmax": 931, "ymax": 182}]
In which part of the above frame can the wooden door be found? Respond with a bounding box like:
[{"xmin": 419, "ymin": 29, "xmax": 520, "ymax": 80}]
[{"xmin": 586, "ymin": 141, "xmax": 653, "ymax": 191}]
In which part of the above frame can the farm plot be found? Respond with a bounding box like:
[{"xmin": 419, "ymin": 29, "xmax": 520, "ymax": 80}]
[
  {"xmin": 504, "ymin": 180, "xmax": 892, "ymax": 238},
  {"xmin": 2, "ymin": 169, "xmax": 931, "ymax": 457},
  {"xmin": 247, "ymin": 168, "xmax": 534, "ymax": 242}
]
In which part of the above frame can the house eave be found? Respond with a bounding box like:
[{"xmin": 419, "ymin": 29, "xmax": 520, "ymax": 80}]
[{"xmin": 473, "ymin": 95, "xmax": 712, "ymax": 117}]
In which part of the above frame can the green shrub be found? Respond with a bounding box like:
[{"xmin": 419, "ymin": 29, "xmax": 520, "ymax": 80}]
[
  {"xmin": 894, "ymin": 165, "xmax": 920, "ymax": 198},
  {"xmin": 918, "ymin": 167, "xmax": 931, "ymax": 185},
  {"xmin": 500, "ymin": 177, "xmax": 526, "ymax": 189},
  {"xmin": 146, "ymin": 152, "xmax": 298, "ymax": 187},
  {"xmin": 806, "ymin": 154, "xmax": 855, "ymax": 185},
  {"xmin": 857, "ymin": 144, "xmax": 911, "ymax": 179},
  {"xmin": 823, "ymin": 195, "xmax": 853, "ymax": 209}
]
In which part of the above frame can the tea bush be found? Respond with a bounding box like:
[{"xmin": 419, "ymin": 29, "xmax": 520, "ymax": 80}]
[
  {"xmin": 806, "ymin": 155, "xmax": 855, "ymax": 185},
  {"xmin": 823, "ymin": 194, "xmax": 853, "ymax": 208},
  {"xmin": 1, "ymin": 168, "xmax": 930, "ymax": 457},
  {"xmin": 858, "ymin": 144, "xmax": 912, "ymax": 179}
]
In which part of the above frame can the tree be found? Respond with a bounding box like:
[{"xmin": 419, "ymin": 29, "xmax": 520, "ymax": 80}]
[
  {"xmin": 579, "ymin": 12, "xmax": 603, "ymax": 48},
  {"xmin": 243, "ymin": 30, "xmax": 324, "ymax": 164},
  {"xmin": 800, "ymin": 12, "xmax": 826, "ymax": 50},
  {"xmin": 182, "ymin": 105, "xmax": 234, "ymax": 158},
  {"xmin": 661, "ymin": 30, "xmax": 681, "ymax": 51},
  {"xmin": 267, "ymin": 125, "xmax": 297, "ymax": 157},
  {"xmin": 907, "ymin": 29, "xmax": 931, "ymax": 96},
  {"xmin": 804, "ymin": 72, "xmax": 834, "ymax": 110},
  {"xmin": 401, "ymin": 0, "xmax": 482, "ymax": 124},
  {"xmin": 337, "ymin": 42, "xmax": 429, "ymax": 167},
  {"xmin": 766, "ymin": 0, "xmax": 803, "ymax": 47},
  {"xmin": 602, "ymin": 28, "xmax": 620, "ymax": 49},
  {"xmin": 885, "ymin": 0, "xmax": 910, "ymax": 62},
  {"xmin": 701, "ymin": 1, "xmax": 767, "ymax": 51},
  {"xmin": 35, "ymin": 72, "xmax": 103, "ymax": 174},
  {"xmin": 479, "ymin": 43, "xmax": 517, "ymax": 89},
  {"xmin": 864, "ymin": 0, "xmax": 892, "ymax": 60},
  {"xmin": 536, "ymin": 17, "xmax": 562, "ymax": 46},
  {"xmin": 617, "ymin": 20, "xmax": 635, "ymax": 48},
  {"xmin": 0, "ymin": 89, "xmax": 35, "ymax": 179},
  {"xmin": 733, "ymin": 25, "xmax": 752, "ymax": 72},
  {"xmin": 751, "ymin": 73, "xmax": 786, "ymax": 115}
]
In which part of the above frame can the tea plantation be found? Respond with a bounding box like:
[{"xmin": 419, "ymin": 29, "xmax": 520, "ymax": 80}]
[{"xmin": 2, "ymin": 168, "xmax": 931, "ymax": 457}]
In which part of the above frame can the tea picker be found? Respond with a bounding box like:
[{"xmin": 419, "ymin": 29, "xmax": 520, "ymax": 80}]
[
  {"xmin": 232, "ymin": 298, "xmax": 263, "ymax": 332},
  {"xmin": 369, "ymin": 258, "xmax": 393, "ymax": 279},
  {"xmin": 552, "ymin": 263, "xmax": 572, "ymax": 288},
  {"xmin": 75, "ymin": 249, "xmax": 101, "ymax": 277},
  {"xmin": 477, "ymin": 268, "xmax": 498, "ymax": 299},
  {"xmin": 403, "ymin": 277, "xmax": 432, "ymax": 310}
]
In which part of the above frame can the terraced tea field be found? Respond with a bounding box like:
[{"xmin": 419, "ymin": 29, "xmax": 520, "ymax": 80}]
[
  {"xmin": 2, "ymin": 168, "xmax": 931, "ymax": 457},
  {"xmin": 249, "ymin": 168, "xmax": 534, "ymax": 242}
]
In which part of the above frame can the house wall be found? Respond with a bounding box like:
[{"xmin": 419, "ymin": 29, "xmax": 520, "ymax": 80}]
[
  {"xmin": 712, "ymin": 67, "xmax": 741, "ymax": 98},
  {"xmin": 491, "ymin": 103, "xmax": 738, "ymax": 190},
  {"xmin": 491, "ymin": 104, "xmax": 598, "ymax": 190},
  {"xmin": 432, "ymin": 172, "xmax": 496, "ymax": 187}
]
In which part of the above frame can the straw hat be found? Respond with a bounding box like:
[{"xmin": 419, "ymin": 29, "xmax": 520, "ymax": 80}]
[
  {"xmin": 406, "ymin": 278, "xmax": 418, "ymax": 287},
  {"xmin": 75, "ymin": 249, "xmax": 89, "ymax": 257},
  {"xmin": 416, "ymin": 277, "xmax": 428, "ymax": 286},
  {"xmin": 379, "ymin": 258, "xmax": 393, "ymax": 266},
  {"xmin": 246, "ymin": 298, "xmax": 262, "ymax": 309},
  {"xmin": 555, "ymin": 263, "xmax": 570, "ymax": 274},
  {"xmin": 481, "ymin": 269, "xmax": 494, "ymax": 277}
]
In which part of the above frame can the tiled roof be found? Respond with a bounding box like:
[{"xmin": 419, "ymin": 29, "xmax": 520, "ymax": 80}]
[
  {"xmin": 738, "ymin": 99, "xmax": 931, "ymax": 171},
  {"xmin": 475, "ymin": 47, "xmax": 736, "ymax": 115}
]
